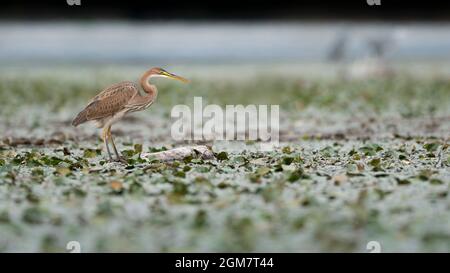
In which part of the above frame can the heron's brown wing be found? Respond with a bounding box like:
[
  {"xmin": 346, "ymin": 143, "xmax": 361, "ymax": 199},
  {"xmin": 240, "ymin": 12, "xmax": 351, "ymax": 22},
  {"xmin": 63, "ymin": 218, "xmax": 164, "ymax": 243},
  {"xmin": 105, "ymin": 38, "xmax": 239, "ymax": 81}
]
[
  {"xmin": 89, "ymin": 81, "xmax": 136, "ymax": 102},
  {"xmin": 72, "ymin": 82, "xmax": 138, "ymax": 126}
]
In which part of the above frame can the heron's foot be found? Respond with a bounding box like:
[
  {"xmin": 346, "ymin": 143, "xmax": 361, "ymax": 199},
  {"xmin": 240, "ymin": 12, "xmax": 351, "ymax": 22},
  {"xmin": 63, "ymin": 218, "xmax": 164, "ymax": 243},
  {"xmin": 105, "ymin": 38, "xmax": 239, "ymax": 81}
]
[
  {"xmin": 113, "ymin": 156, "xmax": 128, "ymax": 164},
  {"xmin": 105, "ymin": 156, "xmax": 127, "ymax": 164}
]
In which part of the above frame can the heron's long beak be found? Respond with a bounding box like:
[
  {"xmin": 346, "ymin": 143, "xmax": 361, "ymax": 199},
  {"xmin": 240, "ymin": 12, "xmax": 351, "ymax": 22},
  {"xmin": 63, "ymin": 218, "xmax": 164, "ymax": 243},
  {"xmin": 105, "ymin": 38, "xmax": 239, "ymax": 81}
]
[{"xmin": 161, "ymin": 71, "xmax": 190, "ymax": 83}]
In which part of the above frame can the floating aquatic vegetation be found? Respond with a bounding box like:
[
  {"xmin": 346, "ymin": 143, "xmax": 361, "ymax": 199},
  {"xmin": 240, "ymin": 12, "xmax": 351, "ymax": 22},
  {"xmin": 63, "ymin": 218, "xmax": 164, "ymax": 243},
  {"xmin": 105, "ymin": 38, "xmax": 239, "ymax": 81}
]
[{"xmin": 0, "ymin": 68, "xmax": 449, "ymax": 252}]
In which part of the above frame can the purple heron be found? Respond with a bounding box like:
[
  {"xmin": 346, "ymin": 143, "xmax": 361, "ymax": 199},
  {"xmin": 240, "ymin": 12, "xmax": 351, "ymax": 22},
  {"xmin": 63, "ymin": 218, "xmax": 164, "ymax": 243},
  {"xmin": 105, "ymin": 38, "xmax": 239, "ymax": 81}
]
[{"xmin": 72, "ymin": 67, "xmax": 189, "ymax": 162}]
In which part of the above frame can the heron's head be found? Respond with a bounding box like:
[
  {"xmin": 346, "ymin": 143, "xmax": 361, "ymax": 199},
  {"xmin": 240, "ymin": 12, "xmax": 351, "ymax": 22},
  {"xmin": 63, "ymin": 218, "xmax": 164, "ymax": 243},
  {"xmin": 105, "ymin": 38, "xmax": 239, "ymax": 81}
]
[{"xmin": 149, "ymin": 67, "xmax": 189, "ymax": 83}]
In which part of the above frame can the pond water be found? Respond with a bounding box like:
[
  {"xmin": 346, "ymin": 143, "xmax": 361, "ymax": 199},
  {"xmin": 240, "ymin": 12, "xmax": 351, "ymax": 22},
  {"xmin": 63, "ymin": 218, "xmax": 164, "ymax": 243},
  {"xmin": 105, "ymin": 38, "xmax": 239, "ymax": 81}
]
[{"xmin": 1, "ymin": 21, "xmax": 450, "ymax": 64}]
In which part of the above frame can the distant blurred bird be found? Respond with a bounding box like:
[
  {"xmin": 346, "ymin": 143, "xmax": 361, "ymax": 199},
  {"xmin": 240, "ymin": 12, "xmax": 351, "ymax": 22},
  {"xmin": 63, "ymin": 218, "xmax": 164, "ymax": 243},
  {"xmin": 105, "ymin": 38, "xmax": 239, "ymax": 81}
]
[
  {"xmin": 72, "ymin": 67, "xmax": 189, "ymax": 162},
  {"xmin": 327, "ymin": 31, "xmax": 349, "ymax": 62}
]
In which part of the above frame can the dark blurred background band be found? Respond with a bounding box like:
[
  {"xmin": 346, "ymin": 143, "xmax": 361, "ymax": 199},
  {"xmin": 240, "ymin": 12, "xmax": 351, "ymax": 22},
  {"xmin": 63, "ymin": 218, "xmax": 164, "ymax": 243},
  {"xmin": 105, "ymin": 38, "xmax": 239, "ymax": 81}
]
[{"xmin": 1, "ymin": 0, "xmax": 450, "ymax": 21}]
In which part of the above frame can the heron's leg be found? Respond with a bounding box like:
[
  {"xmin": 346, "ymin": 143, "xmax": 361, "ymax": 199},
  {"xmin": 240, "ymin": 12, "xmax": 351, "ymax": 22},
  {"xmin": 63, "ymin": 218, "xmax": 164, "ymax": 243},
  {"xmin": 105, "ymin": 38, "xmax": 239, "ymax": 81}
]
[
  {"xmin": 102, "ymin": 126, "xmax": 113, "ymax": 161},
  {"xmin": 107, "ymin": 126, "xmax": 127, "ymax": 163}
]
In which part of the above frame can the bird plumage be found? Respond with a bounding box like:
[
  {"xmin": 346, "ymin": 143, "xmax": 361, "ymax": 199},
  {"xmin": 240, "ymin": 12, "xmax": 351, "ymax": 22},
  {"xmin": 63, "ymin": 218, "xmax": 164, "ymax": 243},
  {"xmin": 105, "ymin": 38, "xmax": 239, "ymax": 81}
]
[
  {"xmin": 72, "ymin": 81, "xmax": 139, "ymax": 127},
  {"xmin": 71, "ymin": 67, "xmax": 188, "ymax": 162}
]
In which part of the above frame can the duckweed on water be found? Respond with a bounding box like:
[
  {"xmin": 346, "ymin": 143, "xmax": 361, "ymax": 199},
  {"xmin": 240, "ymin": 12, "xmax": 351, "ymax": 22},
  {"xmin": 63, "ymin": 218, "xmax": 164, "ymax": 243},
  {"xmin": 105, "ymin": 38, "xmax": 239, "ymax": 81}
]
[{"xmin": 0, "ymin": 68, "xmax": 449, "ymax": 252}]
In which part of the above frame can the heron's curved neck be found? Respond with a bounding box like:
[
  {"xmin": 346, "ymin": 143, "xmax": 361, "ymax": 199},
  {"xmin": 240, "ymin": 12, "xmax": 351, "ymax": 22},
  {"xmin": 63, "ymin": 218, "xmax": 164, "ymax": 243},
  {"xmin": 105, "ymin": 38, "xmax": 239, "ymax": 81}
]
[{"xmin": 140, "ymin": 71, "xmax": 158, "ymax": 97}]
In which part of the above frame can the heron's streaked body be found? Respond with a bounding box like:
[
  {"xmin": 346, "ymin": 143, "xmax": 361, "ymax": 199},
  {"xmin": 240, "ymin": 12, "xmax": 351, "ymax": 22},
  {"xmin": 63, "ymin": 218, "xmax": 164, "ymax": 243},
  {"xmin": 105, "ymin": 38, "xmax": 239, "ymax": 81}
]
[{"xmin": 72, "ymin": 67, "xmax": 189, "ymax": 162}]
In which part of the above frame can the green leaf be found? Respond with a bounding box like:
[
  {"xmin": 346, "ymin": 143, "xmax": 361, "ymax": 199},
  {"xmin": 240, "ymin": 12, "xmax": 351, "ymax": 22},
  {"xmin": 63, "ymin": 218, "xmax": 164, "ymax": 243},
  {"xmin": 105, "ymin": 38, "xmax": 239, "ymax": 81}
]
[
  {"xmin": 148, "ymin": 146, "xmax": 167, "ymax": 152},
  {"xmin": 173, "ymin": 181, "xmax": 188, "ymax": 195},
  {"xmin": 429, "ymin": 178, "xmax": 443, "ymax": 185},
  {"xmin": 423, "ymin": 142, "xmax": 440, "ymax": 152},
  {"xmin": 418, "ymin": 169, "xmax": 435, "ymax": 181},
  {"xmin": 83, "ymin": 149, "xmax": 98, "ymax": 158},
  {"xmin": 193, "ymin": 210, "xmax": 208, "ymax": 228},
  {"xmin": 282, "ymin": 156, "xmax": 294, "ymax": 165},
  {"xmin": 22, "ymin": 207, "xmax": 45, "ymax": 224},
  {"xmin": 320, "ymin": 146, "xmax": 334, "ymax": 157},
  {"xmin": 368, "ymin": 158, "xmax": 382, "ymax": 170},
  {"xmin": 134, "ymin": 143, "xmax": 143, "ymax": 155},
  {"xmin": 41, "ymin": 156, "xmax": 63, "ymax": 166},
  {"xmin": 396, "ymin": 177, "xmax": 411, "ymax": 185},
  {"xmin": 359, "ymin": 146, "xmax": 374, "ymax": 156},
  {"xmin": 359, "ymin": 144, "xmax": 383, "ymax": 156},
  {"xmin": 256, "ymin": 167, "xmax": 271, "ymax": 176},
  {"xmin": 183, "ymin": 155, "xmax": 193, "ymax": 163},
  {"xmin": 173, "ymin": 170, "xmax": 186, "ymax": 178},
  {"xmin": 282, "ymin": 146, "xmax": 292, "ymax": 154},
  {"xmin": 55, "ymin": 167, "xmax": 71, "ymax": 176},
  {"xmin": 31, "ymin": 168, "xmax": 44, "ymax": 176},
  {"xmin": 121, "ymin": 150, "xmax": 135, "ymax": 158},
  {"xmin": 288, "ymin": 168, "xmax": 306, "ymax": 182},
  {"xmin": 216, "ymin": 151, "xmax": 229, "ymax": 161},
  {"xmin": 195, "ymin": 166, "xmax": 210, "ymax": 173}
]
